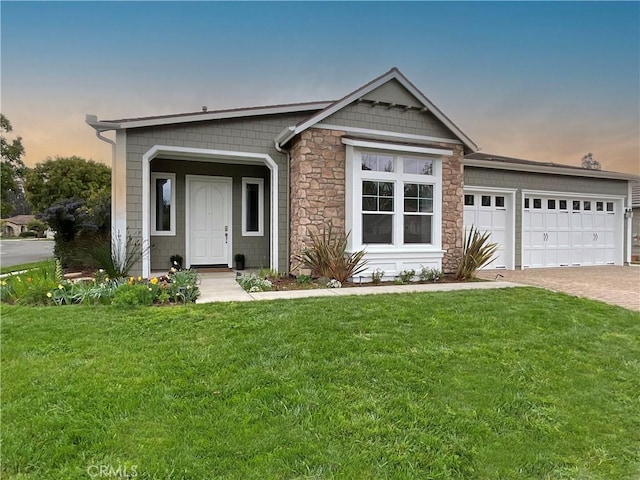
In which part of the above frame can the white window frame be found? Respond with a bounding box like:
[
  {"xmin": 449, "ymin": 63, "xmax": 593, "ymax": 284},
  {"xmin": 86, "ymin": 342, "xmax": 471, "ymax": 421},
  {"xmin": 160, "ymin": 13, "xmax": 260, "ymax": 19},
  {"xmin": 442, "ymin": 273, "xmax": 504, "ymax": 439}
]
[
  {"xmin": 242, "ymin": 177, "xmax": 264, "ymax": 236},
  {"xmin": 150, "ymin": 172, "xmax": 176, "ymax": 236},
  {"xmin": 347, "ymin": 146, "xmax": 443, "ymax": 252}
]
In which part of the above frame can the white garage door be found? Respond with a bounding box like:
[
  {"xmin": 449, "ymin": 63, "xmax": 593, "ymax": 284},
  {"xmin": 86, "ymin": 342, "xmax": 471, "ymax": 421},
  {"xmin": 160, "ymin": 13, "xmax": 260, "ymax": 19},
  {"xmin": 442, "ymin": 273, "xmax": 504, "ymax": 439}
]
[
  {"xmin": 463, "ymin": 191, "xmax": 513, "ymax": 269},
  {"xmin": 522, "ymin": 195, "xmax": 621, "ymax": 268}
]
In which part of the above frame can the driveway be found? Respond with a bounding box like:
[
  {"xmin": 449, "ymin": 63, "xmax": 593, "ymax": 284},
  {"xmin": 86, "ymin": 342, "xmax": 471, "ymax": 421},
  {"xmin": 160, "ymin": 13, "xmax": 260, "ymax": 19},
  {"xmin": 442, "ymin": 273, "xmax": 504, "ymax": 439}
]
[
  {"xmin": 477, "ymin": 266, "xmax": 640, "ymax": 311},
  {"xmin": 0, "ymin": 239, "xmax": 54, "ymax": 268}
]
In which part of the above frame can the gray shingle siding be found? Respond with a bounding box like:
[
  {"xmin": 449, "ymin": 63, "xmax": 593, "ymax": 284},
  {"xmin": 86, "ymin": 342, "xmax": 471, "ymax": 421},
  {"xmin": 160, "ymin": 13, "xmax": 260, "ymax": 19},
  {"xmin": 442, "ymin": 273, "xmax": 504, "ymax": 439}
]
[
  {"xmin": 324, "ymin": 102, "xmax": 456, "ymax": 139},
  {"xmin": 464, "ymin": 166, "xmax": 629, "ymax": 267}
]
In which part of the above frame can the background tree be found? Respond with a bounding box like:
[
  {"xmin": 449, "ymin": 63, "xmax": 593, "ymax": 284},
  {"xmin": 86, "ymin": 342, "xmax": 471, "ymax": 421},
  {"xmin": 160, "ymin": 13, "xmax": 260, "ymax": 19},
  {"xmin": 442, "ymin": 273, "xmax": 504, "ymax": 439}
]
[
  {"xmin": 581, "ymin": 152, "xmax": 602, "ymax": 171},
  {"xmin": 26, "ymin": 218, "xmax": 47, "ymax": 238},
  {"xmin": 1, "ymin": 114, "xmax": 26, "ymax": 217},
  {"xmin": 25, "ymin": 156, "xmax": 111, "ymax": 214}
]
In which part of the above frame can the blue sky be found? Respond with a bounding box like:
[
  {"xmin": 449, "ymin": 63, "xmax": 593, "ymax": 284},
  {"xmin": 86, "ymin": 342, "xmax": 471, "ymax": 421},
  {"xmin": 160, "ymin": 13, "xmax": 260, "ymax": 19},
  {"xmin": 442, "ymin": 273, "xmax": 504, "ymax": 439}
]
[{"xmin": 2, "ymin": 1, "xmax": 639, "ymax": 173}]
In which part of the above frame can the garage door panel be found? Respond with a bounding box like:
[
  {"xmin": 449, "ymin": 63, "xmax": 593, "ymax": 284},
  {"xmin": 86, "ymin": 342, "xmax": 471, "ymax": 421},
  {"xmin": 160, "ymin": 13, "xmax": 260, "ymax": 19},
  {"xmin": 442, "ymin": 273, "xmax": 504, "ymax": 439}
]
[{"xmin": 523, "ymin": 194, "xmax": 621, "ymax": 268}]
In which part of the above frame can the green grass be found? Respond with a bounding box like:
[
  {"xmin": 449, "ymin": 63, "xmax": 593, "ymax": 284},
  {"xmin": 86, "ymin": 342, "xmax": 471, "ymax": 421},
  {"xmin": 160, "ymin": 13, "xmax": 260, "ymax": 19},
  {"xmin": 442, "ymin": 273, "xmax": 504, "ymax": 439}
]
[
  {"xmin": 2, "ymin": 288, "xmax": 639, "ymax": 479},
  {"xmin": 0, "ymin": 259, "xmax": 53, "ymax": 275}
]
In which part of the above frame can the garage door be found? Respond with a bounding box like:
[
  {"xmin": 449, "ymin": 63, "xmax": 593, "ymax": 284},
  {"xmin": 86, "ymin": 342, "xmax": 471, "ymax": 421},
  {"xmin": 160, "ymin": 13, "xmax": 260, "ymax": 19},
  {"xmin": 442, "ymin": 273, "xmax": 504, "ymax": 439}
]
[
  {"xmin": 522, "ymin": 195, "xmax": 620, "ymax": 268},
  {"xmin": 463, "ymin": 191, "xmax": 513, "ymax": 269}
]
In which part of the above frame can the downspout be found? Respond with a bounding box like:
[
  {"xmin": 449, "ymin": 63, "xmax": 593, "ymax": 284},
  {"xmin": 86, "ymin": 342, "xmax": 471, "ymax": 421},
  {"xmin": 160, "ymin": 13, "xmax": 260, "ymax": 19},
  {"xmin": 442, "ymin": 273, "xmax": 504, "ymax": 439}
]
[
  {"xmin": 94, "ymin": 130, "xmax": 116, "ymax": 237},
  {"xmin": 274, "ymin": 139, "xmax": 290, "ymax": 274}
]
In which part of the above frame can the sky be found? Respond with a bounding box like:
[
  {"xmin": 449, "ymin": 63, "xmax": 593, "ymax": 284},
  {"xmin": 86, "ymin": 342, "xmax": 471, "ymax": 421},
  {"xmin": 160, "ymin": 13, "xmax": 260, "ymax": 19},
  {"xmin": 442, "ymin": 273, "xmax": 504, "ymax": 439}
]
[{"xmin": 1, "ymin": 1, "xmax": 639, "ymax": 174}]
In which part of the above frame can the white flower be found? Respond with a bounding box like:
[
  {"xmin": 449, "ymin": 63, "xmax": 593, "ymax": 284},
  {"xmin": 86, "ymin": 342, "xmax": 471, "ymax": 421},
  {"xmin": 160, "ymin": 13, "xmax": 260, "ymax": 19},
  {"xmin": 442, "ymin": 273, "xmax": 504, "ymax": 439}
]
[{"xmin": 327, "ymin": 279, "xmax": 342, "ymax": 288}]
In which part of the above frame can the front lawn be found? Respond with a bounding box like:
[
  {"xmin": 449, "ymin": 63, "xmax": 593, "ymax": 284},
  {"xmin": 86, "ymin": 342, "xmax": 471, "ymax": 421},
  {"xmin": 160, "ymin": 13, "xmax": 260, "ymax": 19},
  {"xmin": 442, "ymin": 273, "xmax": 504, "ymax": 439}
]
[{"xmin": 2, "ymin": 288, "xmax": 639, "ymax": 479}]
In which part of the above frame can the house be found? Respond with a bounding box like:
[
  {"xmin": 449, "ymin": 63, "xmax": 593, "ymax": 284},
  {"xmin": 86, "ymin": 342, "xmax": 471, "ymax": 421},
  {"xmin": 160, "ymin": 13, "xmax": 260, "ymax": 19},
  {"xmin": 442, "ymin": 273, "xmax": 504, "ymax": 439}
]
[
  {"xmin": 86, "ymin": 68, "xmax": 638, "ymax": 278},
  {"xmin": 1, "ymin": 215, "xmax": 35, "ymax": 237}
]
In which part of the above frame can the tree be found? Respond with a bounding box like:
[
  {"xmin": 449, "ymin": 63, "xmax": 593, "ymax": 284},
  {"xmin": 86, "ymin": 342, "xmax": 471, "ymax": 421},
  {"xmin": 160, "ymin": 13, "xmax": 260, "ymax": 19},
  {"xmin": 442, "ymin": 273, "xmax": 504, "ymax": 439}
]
[
  {"xmin": 581, "ymin": 152, "xmax": 602, "ymax": 171},
  {"xmin": 24, "ymin": 156, "xmax": 111, "ymax": 214},
  {"xmin": 1, "ymin": 114, "xmax": 26, "ymax": 217},
  {"xmin": 26, "ymin": 218, "xmax": 47, "ymax": 238}
]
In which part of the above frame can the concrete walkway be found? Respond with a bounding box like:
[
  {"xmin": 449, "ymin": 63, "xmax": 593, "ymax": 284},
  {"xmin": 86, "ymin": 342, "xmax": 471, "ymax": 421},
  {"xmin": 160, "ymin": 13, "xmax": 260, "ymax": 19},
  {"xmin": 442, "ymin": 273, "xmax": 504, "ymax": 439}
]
[
  {"xmin": 477, "ymin": 265, "xmax": 640, "ymax": 311},
  {"xmin": 196, "ymin": 271, "xmax": 522, "ymax": 304}
]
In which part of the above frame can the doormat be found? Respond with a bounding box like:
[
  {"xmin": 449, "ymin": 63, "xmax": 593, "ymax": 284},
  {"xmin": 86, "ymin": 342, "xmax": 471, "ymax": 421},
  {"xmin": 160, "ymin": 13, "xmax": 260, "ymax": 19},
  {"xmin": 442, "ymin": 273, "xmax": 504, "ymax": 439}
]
[{"xmin": 192, "ymin": 266, "xmax": 234, "ymax": 273}]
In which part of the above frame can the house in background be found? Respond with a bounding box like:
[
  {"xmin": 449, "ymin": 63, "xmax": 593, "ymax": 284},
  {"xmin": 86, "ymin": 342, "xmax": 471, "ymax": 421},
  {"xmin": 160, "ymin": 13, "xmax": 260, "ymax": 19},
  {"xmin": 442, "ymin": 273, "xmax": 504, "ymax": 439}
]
[
  {"xmin": 86, "ymin": 68, "xmax": 638, "ymax": 278},
  {"xmin": 1, "ymin": 215, "xmax": 35, "ymax": 237}
]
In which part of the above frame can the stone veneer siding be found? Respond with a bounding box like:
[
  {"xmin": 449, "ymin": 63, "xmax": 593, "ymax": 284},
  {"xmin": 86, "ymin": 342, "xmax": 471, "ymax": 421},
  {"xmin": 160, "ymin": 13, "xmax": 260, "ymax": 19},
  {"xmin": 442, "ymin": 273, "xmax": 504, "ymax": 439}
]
[
  {"xmin": 441, "ymin": 144, "xmax": 465, "ymax": 273},
  {"xmin": 289, "ymin": 128, "xmax": 346, "ymax": 269}
]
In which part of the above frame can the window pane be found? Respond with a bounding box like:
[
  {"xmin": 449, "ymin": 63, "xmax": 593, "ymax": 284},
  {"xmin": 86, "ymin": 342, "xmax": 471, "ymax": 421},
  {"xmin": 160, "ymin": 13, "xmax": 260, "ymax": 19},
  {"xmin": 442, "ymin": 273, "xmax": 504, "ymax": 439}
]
[
  {"xmin": 404, "ymin": 198, "xmax": 418, "ymax": 212},
  {"xmin": 524, "ymin": 198, "xmax": 530, "ymax": 209},
  {"xmin": 379, "ymin": 182, "xmax": 394, "ymax": 197},
  {"xmin": 495, "ymin": 196, "xmax": 505, "ymax": 207},
  {"xmin": 583, "ymin": 201, "xmax": 591, "ymax": 211},
  {"xmin": 482, "ymin": 195, "xmax": 491, "ymax": 207},
  {"xmin": 362, "ymin": 214, "xmax": 393, "ymax": 244},
  {"xmin": 548, "ymin": 199, "xmax": 556, "ymax": 210},
  {"xmin": 573, "ymin": 200, "xmax": 581, "ymax": 211},
  {"xmin": 362, "ymin": 153, "xmax": 394, "ymax": 172},
  {"xmin": 418, "ymin": 184, "xmax": 433, "ymax": 198},
  {"xmin": 155, "ymin": 178, "xmax": 171, "ymax": 231},
  {"xmin": 379, "ymin": 198, "xmax": 394, "ymax": 212},
  {"xmin": 362, "ymin": 181, "xmax": 377, "ymax": 195},
  {"xmin": 606, "ymin": 202, "xmax": 614, "ymax": 212},
  {"xmin": 559, "ymin": 200, "xmax": 567, "ymax": 210},
  {"xmin": 403, "ymin": 157, "xmax": 433, "ymax": 175},
  {"xmin": 246, "ymin": 183, "xmax": 259, "ymax": 232},
  {"xmin": 419, "ymin": 199, "xmax": 433, "ymax": 213},
  {"xmin": 464, "ymin": 194, "xmax": 474, "ymax": 206},
  {"xmin": 533, "ymin": 198, "xmax": 542, "ymax": 209},
  {"xmin": 404, "ymin": 183, "xmax": 418, "ymax": 197},
  {"xmin": 362, "ymin": 197, "xmax": 377, "ymax": 211},
  {"xmin": 596, "ymin": 201, "xmax": 603, "ymax": 211},
  {"xmin": 404, "ymin": 215, "xmax": 432, "ymax": 244}
]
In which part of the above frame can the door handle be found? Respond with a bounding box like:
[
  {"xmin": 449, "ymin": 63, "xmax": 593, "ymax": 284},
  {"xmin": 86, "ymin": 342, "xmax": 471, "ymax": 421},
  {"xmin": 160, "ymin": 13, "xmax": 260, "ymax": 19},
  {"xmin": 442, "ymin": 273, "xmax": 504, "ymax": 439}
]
[{"xmin": 225, "ymin": 233, "xmax": 228, "ymax": 244}]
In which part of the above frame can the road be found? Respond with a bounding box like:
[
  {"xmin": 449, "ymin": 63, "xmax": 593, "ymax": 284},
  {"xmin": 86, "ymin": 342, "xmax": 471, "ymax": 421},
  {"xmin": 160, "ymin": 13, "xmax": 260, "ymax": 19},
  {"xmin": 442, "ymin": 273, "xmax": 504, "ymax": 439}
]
[{"xmin": 0, "ymin": 239, "xmax": 55, "ymax": 267}]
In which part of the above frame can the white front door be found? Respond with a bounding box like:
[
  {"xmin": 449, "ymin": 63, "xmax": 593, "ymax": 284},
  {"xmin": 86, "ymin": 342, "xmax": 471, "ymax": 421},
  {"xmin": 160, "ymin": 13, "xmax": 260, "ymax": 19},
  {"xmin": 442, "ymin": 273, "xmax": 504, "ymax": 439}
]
[
  {"xmin": 186, "ymin": 176, "xmax": 232, "ymax": 267},
  {"xmin": 463, "ymin": 190, "xmax": 514, "ymax": 269}
]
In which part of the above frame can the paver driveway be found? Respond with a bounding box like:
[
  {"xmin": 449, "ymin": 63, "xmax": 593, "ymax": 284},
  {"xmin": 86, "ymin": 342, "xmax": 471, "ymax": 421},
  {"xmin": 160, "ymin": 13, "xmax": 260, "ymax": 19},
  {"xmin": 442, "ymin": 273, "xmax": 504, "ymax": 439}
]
[{"xmin": 477, "ymin": 265, "xmax": 640, "ymax": 311}]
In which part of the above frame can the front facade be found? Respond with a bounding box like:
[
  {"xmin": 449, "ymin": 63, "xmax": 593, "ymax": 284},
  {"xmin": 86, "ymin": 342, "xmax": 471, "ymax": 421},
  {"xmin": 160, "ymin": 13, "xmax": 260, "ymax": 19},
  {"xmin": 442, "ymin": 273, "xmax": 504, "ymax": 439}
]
[{"xmin": 87, "ymin": 68, "xmax": 637, "ymax": 278}]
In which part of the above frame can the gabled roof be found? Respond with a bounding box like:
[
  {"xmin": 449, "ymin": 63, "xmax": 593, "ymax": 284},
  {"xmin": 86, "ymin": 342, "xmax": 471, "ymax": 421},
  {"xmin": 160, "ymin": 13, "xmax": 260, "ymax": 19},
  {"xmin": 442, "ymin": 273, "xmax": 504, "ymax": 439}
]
[
  {"xmin": 86, "ymin": 101, "xmax": 333, "ymax": 131},
  {"xmin": 1, "ymin": 215, "xmax": 35, "ymax": 225},
  {"xmin": 275, "ymin": 67, "xmax": 478, "ymax": 152},
  {"xmin": 466, "ymin": 152, "xmax": 639, "ymax": 181}
]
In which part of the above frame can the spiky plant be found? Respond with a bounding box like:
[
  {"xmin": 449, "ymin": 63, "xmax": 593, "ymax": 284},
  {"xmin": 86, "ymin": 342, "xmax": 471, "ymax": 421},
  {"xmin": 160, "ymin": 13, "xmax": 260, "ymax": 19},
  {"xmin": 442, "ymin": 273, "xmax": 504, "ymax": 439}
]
[
  {"xmin": 455, "ymin": 225, "xmax": 498, "ymax": 280},
  {"xmin": 292, "ymin": 224, "xmax": 368, "ymax": 283}
]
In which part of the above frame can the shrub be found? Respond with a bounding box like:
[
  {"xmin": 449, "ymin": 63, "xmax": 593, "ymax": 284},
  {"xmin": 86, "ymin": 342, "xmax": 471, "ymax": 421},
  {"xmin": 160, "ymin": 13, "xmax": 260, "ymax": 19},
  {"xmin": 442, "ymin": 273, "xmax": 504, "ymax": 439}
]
[
  {"xmin": 238, "ymin": 274, "xmax": 273, "ymax": 292},
  {"xmin": 81, "ymin": 231, "xmax": 149, "ymax": 279},
  {"xmin": 112, "ymin": 284, "xmax": 155, "ymax": 307},
  {"xmin": 164, "ymin": 268, "xmax": 200, "ymax": 304},
  {"xmin": 326, "ymin": 279, "xmax": 342, "ymax": 288},
  {"xmin": 455, "ymin": 225, "xmax": 498, "ymax": 280},
  {"xmin": 419, "ymin": 266, "xmax": 443, "ymax": 282},
  {"xmin": 18, "ymin": 231, "xmax": 36, "ymax": 238},
  {"xmin": 292, "ymin": 224, "xmax": 368, "ymax": 283},
  {"xmin": 371, "ymin": 268, "xmax": 385, "ymax": 284},
  {"xmin": 398, "ymin": 269, "xmax": 416, "ymax": 284},
  {"xmin": 296, "ymin": 274, "xmax": 312, "ymax": 284}
]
